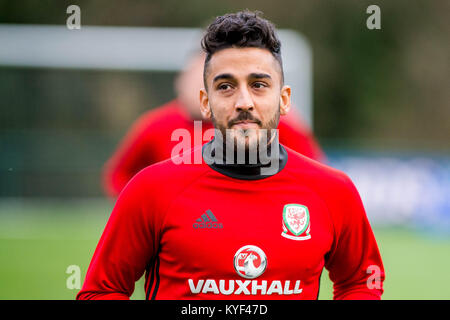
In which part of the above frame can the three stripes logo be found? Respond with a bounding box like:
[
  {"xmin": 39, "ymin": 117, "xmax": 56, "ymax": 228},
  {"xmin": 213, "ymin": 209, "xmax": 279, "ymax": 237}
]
[{"xmin": 193, "ymin": 210, "xmax": 223, "ymax": 229}]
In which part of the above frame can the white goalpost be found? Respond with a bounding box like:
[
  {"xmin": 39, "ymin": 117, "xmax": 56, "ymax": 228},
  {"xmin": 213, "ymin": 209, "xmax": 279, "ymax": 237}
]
[{"xmin": 0, "ymin": 24, "xmax": 314, "ymax": 129}]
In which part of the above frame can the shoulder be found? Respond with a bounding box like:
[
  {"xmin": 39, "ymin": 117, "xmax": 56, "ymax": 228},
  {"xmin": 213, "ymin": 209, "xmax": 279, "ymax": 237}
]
[
  {"xmin": 125, "ymin": 99, "xmax": 187, "ymax": 139},
  {"xmin": 111, "ymin": 146, "xmax": 209, "ymax": 230},
  {"xmin": 125, "ymin": 145, "xmax": 210, "ymax": 196},
  {"xmin": 283, "ymin": 145, "xmax": 366, "ymax": 228},
  {"xmin": 136, "ymin": 99, "xmax": 186, "ymax": 127},
  {"xmin": 283, "ymin": 145, "xmax": 355, "ymax": 193}
]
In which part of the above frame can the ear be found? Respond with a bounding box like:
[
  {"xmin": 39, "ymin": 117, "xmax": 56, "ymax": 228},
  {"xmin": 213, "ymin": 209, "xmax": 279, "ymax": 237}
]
[
  {"xmin": 279, "ymin": 85, "xmax": 291, "ymax": 116},
  {"xmin": 199, "ymin": 88, "xmax": 211, "ymax": 119}
]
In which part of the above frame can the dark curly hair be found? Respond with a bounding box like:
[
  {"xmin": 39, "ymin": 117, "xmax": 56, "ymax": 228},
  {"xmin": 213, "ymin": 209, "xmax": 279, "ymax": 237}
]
[{"xmin": 201, "ymin": 10, "xmax": 284, "ymax": 89}]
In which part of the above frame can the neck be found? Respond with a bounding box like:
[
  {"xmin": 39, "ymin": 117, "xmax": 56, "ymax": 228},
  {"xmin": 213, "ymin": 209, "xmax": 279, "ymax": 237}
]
[{"xmin": 202, "ymin": 133, "xmax": 287, "ymax": 180}]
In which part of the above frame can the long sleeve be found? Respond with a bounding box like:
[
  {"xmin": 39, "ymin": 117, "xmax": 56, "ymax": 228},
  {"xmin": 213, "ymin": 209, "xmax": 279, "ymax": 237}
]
[
  {"xmin": 77, "ymin": 170, "xmax": 160, "ymax": 300},
  {"xmin": 324, "ymin": 174, "xmax": 385, "ymax": 300}
]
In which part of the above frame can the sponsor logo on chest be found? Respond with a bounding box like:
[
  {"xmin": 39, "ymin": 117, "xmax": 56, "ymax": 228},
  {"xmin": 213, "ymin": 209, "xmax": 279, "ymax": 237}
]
[{"xmin": 187, "ymin": 244, "xmax": 303, "ymax": 296}]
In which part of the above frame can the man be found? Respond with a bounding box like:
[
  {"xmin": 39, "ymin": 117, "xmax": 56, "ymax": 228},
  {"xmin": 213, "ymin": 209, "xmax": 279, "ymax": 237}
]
[
  {"xmin": 103, "ymin": 51, "xmax": 325, "ymax": 198},
  {"xmin": 78, "ymin": 10, "xmax": 384, "ymax": 300}
]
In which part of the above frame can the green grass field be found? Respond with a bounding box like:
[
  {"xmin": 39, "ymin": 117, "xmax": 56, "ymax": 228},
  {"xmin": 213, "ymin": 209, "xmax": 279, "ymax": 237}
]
[{"xmin": 1, "ymin": 199, "xmax": 449, "ymax": 300}]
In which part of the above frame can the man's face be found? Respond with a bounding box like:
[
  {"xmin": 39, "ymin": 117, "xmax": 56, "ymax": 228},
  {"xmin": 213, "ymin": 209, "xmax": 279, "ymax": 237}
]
[{"xmin": 200, "ymin": 47, "xmax": 291, "ymax": 151}]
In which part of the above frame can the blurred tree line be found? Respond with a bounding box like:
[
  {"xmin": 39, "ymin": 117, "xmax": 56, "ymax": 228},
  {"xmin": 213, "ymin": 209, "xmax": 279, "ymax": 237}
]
[{"xmin": 0, "ymin": 0, "xmax": 449, "ymax": 197}]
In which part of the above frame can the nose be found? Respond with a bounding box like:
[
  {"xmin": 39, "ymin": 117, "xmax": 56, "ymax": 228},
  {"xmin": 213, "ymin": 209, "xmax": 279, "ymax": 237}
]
[{"xmin": 234, "ymin": 86, "xmax": 254, "ymax": 112}]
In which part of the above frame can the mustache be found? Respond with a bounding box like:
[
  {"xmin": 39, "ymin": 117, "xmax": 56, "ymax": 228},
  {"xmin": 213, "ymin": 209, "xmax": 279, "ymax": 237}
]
[{"xmin": 228, "ymin": 111, "xmax": 262, "ymax": 127}]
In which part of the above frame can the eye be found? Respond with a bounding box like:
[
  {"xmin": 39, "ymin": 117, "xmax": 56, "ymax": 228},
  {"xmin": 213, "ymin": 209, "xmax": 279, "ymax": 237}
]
[
  {"xmin": 252, "ymin": 82, "xmax": 267, "ymax": 89},
  {"xmin": 218, "ymin": 83, "xmax": 233, "ymax": 91}
]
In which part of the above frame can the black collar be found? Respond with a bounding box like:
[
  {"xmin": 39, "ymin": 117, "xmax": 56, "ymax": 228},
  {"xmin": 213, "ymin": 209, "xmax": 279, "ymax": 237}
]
[{"xmin": 202, "ymin": 137, "xmax": 288, "ymax": 180}]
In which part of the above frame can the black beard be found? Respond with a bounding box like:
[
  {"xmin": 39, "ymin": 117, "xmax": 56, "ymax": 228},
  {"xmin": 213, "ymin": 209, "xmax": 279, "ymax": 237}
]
[
  {"xmin": 209, "ymin": 107, "xmax": 281, "ymax": 165},
  {"xmin": 210, "ymin": 107, "xmax": 281, "ymax": 153}
]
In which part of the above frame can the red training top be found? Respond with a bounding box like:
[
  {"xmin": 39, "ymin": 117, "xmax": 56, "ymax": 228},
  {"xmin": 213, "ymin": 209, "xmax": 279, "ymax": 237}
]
[{"xmin": 78, "ymin": 143, "xmax": 384, "ymax": 300}]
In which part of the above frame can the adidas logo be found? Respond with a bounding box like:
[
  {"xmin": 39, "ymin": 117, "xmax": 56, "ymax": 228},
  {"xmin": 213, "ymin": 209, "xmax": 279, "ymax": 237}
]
[{"xmin": 193, "ymin": 210, "xmax": 223, "ymax": 229}]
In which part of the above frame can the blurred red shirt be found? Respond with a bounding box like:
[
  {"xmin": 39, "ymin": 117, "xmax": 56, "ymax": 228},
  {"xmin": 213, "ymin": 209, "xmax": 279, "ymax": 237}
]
[{"xmin": 103, "ymin": 99, "xmax": 326, "ymax": 197}]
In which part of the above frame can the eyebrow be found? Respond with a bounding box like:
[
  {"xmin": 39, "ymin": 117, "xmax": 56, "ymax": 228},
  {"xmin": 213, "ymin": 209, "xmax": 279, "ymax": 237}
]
[
  {"xmin": 249, "ymin": 73, "xmax": 272, "ymax": 80},
  {"xmin": 213, "ymin": 73, "xmax": 235, "ymax": 83},
  {"xmin": 212, "ymin": 72, "xmax": 272, "ymax": 83}
]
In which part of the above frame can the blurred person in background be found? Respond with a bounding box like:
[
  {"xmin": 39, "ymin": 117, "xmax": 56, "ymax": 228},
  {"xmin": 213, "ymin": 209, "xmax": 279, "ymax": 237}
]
[{"xmin": 103, "ymin": 50, "xmax": 326, "ymax": 198}]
